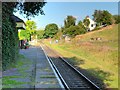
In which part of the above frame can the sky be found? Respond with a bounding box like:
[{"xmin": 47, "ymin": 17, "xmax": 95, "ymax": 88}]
[{"xmin": 14, "ymin": 2, "xmax": 118, "ymax": 29}]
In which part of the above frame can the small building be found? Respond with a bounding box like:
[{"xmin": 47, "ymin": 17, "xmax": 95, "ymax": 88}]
[
  {"xmin": 86, "ymin": 16, "xmax": 96, "ymax": 31},
  {"xmin": 11, "ymin": 15, "xmax": 26, "ymax": 30},
  {"xmin": 11, "ymin": 15, "xmax": 26, "ymax": 49}
]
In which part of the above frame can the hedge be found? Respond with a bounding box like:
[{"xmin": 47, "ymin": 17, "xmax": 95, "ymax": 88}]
[{"xmin": 2, "ymin": 3, "xmax": 19, "ymax": 70}]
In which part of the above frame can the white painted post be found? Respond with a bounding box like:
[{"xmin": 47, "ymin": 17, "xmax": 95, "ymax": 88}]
[{"xmin": 36, "ymin": 35, "xmax": 37, "ymax": 44}]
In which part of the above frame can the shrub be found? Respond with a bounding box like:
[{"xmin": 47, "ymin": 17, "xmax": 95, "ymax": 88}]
[{"xmin": 63, "ymin": 25, "xmax": 86, "ymax": 37}]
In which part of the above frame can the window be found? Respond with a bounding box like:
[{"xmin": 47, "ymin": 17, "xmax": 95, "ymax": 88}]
[{"xmin": 91, "ymin": 24, "xmax": 93, "ymax": 27}]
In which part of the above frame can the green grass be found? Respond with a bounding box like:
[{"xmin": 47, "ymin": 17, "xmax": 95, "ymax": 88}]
[
  {"xmin": 43, "ymin": 24, "xmax": 118, "ymax": 88},
  {"xmin": 40, "ymin": 75, "xmax": 56, "ymax": 78},
  {"xmin": 2, "ymin": 76, "xmax": 27, "ymax": 88},
  {"xmin": 2, "ymin": 54, "xmax": 32, "ymax": 88}
]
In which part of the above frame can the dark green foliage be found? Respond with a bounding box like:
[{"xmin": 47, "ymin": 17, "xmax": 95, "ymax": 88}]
[
  {"xmin": 78, "ymin": 21, "xmax": 86, "ymax": 30},
  {"xmin": 78, "ymin": 20, "xmax": 82, "ymax": 26},
  {"xmin": 63, "ymin": 25, "xmax": 86, "ymax": 37},
  {"xmin": 15, "ymin": 2, "xmax": 46, "ymax": 19},
  {"xmin": 0, "ymin": 2, "xmax": 2, "ymax": 69},
  {"xmin": 92, "ymin": 10, "xmax": 103, "ymax": 25},
  {"xmin": 113, "ymin": 15, "xmax": 120, "ymax": 24},
  {"xmin": 62, "ymin": 16, "xmax": 86, "ymax": 37},
  {"xmin": 2, "ymin": 2, "xmax": 46, "ymax": 70},
  {"xmin": 93, "ymin": 10, "xmax": 113, "ymax": 25},
  {"xmin": 64, "ymin": 16, "xmax": 76, "ymax": 28},
  {"xmin": 0, "ymin": 2, "xmax": 1, "ymax": 27},
  {"xmin": 101, "ymin": 10, "xmax": 114, "ymax": 25},
  {"xmin": 44, "ymin": 23, "xmax": 59, "ymax": 38},
  {"xmin": 2, "ymin": 3, "xmax": 19, "ymax": 70}
]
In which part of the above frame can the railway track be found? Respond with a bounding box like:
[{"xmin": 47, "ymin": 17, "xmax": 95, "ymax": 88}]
[{"xmin": 41, "ymin": 43, "xmax": 102, "ymax": 90}]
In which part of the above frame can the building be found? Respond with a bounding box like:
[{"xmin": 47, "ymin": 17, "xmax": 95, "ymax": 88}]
[
  {"xmin": 86, "ymin": 16, "xmax": 96, "ymax": 31},
  {"xmin": 11, "ymin": 15, "xmax": 26, "ymax": 49},
  {"xmin": 11, "ymin": 15, "xmax": 26, "ymax": 30}
]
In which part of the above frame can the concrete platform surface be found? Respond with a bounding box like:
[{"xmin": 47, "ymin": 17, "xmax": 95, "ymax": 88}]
[{"xmin": 20, "ymin": 46, "xmax": 62, "ymax": 88}]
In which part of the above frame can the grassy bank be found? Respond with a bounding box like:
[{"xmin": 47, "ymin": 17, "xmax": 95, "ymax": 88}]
[{"xmin": 43, "ymin": 24, "xmax": 118, "ymax": 88}]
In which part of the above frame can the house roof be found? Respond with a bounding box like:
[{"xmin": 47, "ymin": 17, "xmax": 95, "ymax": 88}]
[
  {"xmin": 11, "ymin": 15, "xmax": 26, "ymax": 26},
  {"xmin": 11, "ymin": 15, "xmax": 26, "ymax": 30}
]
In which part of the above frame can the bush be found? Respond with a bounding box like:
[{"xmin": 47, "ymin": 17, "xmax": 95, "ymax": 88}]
[{"xmin": 63, "ymin": 25, "xmax": 86, "ymax": 37}]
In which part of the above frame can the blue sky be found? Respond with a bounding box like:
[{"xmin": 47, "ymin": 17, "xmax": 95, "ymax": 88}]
[{"xmin": 14, "ymin": 2, "xmax": 118, "ymax": 29}]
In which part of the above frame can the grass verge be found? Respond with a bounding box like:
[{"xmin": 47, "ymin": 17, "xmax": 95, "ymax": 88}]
[{"xmin": 43, "ymin": 24, "xmax": 118, "ymax": 88}]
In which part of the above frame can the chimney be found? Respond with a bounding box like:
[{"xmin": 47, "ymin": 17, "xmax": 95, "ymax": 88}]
[{"xmin": 86, "ymin": 16, "xmax": 89, "ymax": 19}]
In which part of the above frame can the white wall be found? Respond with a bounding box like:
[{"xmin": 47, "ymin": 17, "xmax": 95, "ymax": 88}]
[
  {"xmin": 16, "ymin": 22, "xmax": 26, "ymax": 29},
  {"xmin": 87, "ymin": 18, "xmax": 96, "ymax": 31}
]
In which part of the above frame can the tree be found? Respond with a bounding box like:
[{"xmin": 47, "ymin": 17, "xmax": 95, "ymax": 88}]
[
  {"xmin": 25, "ymin": 20, "xmax": 37, "ymax": 41},
  {"xmin": 92, "ymin": 10, "xmax": 103, "ymax": 25},
  {"xmin": 18, "ymin": 30, "xmax": 30, "ymax": 40},
  {"xmin": 64, "ymin": 16, "xmax": 76, "ymax": 28},
  {"xmin": 36, "ymin": 30, "xmax": 45, "ymax": 39},
  {"xmin": 78, "ymin": 20, "xmax": 83, "ymax": 26},
  {"xmin": 15, "ymin": 2, "xmax": 46, "ymax": 18},
  {"xmin": 101, "ymin": 10, "xmax": 114, "ymax": 25},
  {"xmin": 44, "ymin": 23, "xmax": 59, "ymax": 38},
  {"xmin": 54, "ymin": 31, "xmax": 63, "ymax": 40},
  {"xmin": 93, "ymin": 10, "xmax": 113, "ymax": 25},
  {"xmin": 78, "ymin": 20, "xmax": 86, "ymax": 30},
  {"xmin": 83, "ymin": 17, "xmax": 90, "ymax": 28},
  {"xmin": 63, "ymin": 25, "xmax": 86, "ymax": 37},
  {"xmin": 113, "ymin": 15, "xmax": 120, "ymax": 24}
]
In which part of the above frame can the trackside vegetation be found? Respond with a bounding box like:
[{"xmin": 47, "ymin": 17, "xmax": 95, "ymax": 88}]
[{"xmin": 43, "ymin": 24, "xmax": 118, "ymax": 88}]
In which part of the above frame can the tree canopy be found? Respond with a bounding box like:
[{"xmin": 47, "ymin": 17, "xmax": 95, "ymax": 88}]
[
  {"xmin": 78, "ymin": 20, "xmax": 83, "ymax": 26},
  {"xmin": 19, "ymin": 20, "xmax": 37, "ymax": 41},
  {"xmin": 36, "ymin": 30, "xmax": 45, "ymax": 39},
  {"xmin": 26, "ymin": 20, "xmax": 37, "ymax": 34},
  {"xmin": 44, "ymin": 23, "xmax": 59, "ymax": 38},
  {"xmin": 18, "ymin": 30, "xmax": 30, "ymax": 40},
  {"xmin": 62, "ymin": 16, "xmax": 86, "ymax": 37},
  {"xmin": 64, "ymin": 16, "xmax": 76, "ymax": 28},
  {"xmin": 113, "ymin": 15, "xmax": 120, "ymax": 24},
  {"xmin": 64, "ymin": 25, "xmax": 86, "ymax": 37},
  {"xmin": 83, "ymin": 18, "xmax": 90, "ymax": 28},
  {"xmin": 3, "ymin": 2, "xmax": 46, "ymax": 18},
  {"xmin": 15, "ymin": 2, "xmax": 46, "ymax": 18},
  {"xmin": 92, "ymin": 10, "xmax": 113, "ymax": 25}
]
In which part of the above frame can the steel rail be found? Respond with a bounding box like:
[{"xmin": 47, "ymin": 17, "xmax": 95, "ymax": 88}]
[{"xmin": 41, "ymin": 43, "xmax": 102, "ymax": 90}]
